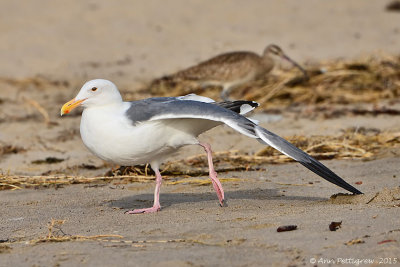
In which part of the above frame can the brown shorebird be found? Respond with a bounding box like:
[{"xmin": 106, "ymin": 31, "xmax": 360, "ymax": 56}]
[{"xmin": 156, "ymin": 44, "xmax": 307, "ymax": 100}]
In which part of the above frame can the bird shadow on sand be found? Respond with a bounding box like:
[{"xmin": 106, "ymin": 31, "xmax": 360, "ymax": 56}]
[{"xmin": 108, "ymin": 188, "xmax": 326, "ymax": 210}]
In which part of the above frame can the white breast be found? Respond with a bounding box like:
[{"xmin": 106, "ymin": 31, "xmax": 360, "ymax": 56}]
[{"xmin": 79, "ymin": 103, "xmax": 201, "ymax": 166}]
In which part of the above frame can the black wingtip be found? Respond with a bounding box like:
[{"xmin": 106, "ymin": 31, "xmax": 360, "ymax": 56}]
[
  {"xmin": 348, "ymin": 188, "xmax": 363, "ymax": 195},
  {"xmin": 300, "ymin": 159, "xmax": 363, "ymax": 195},
  {"xmin": 255, "ymin": 127, "xmax": 363, "ymax": 195},
  {"xmin": 215, "ymin": 100, "xmax": 259, "ymax": 114}
]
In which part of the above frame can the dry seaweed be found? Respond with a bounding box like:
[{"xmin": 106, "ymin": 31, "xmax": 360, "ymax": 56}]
[
  {"xmin": 3, "ymin": 219, "xmax": 245, "ymax": 248},
  {"xmin": 24, "ymin": 98, "xmax": 54, "ymax": 125},
  {"xmin": 345, "ymin": 238, "xmax": 365, "ymax": 246},
  {"xmin": 256, "ymin": 129, "xmax": 400, "ymax": 161},
  {"xmin": 0, "ymin": 244, "xmax": 11, "ymax": 254},
  {"xmin": 165, "ymin": 177, "xmax": 242, "ymax": 186},
  {"xmin": 0, "ymin": 174, "xmax": 154, "ymax": 190},
  {"xmin": 2, "ymin": 129, "xmax": 399, "ymax": 191},
  {"xmin": 145, "ymin": 54, "xmax": 400, "ymax": 109},
  {"xmin": 291, "ymin": 105, "xmax": 400, "ymax": 120},
  {"xmin": 0, "ymin": 143, "xmax": 25, "ymax": 156},
  {"xmin": 0, "ymin": 76, "xmax": 70, "ymax": 90},
  {"xmin": 24, "ymin": 219, "xmax": 124, "ymax": 245},
  {"xmin": 105, "ymin": 152, "xmax": 266, "ymax": 178}
]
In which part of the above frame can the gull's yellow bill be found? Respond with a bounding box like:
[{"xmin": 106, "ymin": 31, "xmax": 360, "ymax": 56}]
[{"xmin": 60, "ymin": 98, "xmax": 86, "ymax": 116}]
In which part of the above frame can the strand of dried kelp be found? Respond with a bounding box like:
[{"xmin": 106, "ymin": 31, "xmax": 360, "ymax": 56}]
[
  {"xmin": 255, "ymin": 130, "xmax": 400, "ymax": 160},
  {"xmin": 0, "ymin": 172, "xmax": 243, "ymax": 190},
  {"xmin": 0, "ymin": 174, "xmax": 154, "ymax": 190},
  {"xmin": 4, "ymin": 219, "xmax": 245, "ymax": 247},
  {"xmin": 106, "ymin": 151, "xmax": 265, "ymax": 177}
]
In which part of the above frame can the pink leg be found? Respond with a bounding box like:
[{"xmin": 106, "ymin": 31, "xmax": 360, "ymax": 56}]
[
  {"xmin": 199, "ymin": 143, "xmax": 225, "ymax": 206},
  {"xmin": 125, "ymin": 168, "xmax": 162, "ymax": 214}
]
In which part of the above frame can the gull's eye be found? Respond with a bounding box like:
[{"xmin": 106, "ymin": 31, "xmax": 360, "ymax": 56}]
[{"xmin": 91, "ymin": 87, "xmax": 98, "ymax": 92}]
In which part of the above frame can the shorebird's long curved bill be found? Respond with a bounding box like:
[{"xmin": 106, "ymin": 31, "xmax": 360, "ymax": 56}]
[{"xmin": 282, "ymin": 54, "xmax": 309, "ymax": 79}]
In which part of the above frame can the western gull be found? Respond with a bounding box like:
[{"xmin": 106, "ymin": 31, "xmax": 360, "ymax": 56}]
[{"xmin": 61, "ymin": 79, "xmax": 362, "ymax": 214}]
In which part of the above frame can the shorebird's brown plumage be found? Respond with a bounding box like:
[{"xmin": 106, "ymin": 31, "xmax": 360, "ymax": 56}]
[{"xmin": 154, "ymin": 44, "xmax": 307, "ymax": 100}]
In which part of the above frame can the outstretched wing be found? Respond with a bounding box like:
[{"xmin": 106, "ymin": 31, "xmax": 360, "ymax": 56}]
[{"xmin": 125, "ymin": 98, "xmax": 362, "ymax": 195}]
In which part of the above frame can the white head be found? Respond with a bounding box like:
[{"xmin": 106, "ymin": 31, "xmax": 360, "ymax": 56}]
[{"xmin": 61, "ymin": 79, "xmax": 123, "ymax": 115}]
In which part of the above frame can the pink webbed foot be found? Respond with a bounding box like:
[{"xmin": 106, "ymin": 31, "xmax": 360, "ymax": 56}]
[
  {"xmin": 125, "ymin": 204, "xmax": 161, "ymax": 214},
  {"xmin": 125, "ymin": 166, "xmax": 163, "ymax": 214},
  {"xmin": 210, "ymin": 172, "xmax": 225, "ymax": 207}
]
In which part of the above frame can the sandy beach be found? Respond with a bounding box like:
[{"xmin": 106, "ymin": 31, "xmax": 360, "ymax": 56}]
[{"xmin": 1, "ymin": 1, "xmax": 400, "ymax": 266}]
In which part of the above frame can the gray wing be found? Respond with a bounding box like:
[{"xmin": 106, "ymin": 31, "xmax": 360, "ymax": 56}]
[
  {"xmin": 125, "ymin": 98, "xmax": 258, "ymax": 137},
  {"xmin": 125, "ymin": 98, "xmax": 362, "ymax": 195}
]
